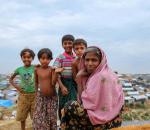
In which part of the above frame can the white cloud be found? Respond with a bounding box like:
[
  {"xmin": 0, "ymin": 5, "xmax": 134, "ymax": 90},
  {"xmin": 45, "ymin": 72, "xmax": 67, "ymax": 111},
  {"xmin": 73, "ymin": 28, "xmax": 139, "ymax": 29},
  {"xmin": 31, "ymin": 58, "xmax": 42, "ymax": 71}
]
[{"xmin": 0, "ymin": 0, "xmax": 150, "ymax": 73}]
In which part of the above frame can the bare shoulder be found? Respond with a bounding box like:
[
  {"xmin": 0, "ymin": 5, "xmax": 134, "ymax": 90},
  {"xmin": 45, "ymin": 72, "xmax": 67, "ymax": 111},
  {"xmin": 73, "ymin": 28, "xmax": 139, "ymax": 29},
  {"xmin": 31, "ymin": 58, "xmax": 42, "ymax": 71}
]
[{"xmin": 34, "ymin": 66, "xmax": 40, "ymax": 73}]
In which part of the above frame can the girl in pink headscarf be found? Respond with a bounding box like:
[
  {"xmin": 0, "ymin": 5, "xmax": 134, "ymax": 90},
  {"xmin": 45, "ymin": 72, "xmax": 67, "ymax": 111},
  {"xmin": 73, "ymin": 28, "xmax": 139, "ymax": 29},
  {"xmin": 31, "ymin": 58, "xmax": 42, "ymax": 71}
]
[{"xmin": 61, "ymin": 46, "xmax": 124, "ymax": 130}]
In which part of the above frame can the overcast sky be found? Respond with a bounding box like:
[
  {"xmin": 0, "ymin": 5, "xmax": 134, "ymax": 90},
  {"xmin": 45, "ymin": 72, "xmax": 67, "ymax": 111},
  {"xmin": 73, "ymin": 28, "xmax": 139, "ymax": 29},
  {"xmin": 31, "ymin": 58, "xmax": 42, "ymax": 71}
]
[{"xmin": 0, "ymin": 0, "xmax": 149, "ymax": 74}]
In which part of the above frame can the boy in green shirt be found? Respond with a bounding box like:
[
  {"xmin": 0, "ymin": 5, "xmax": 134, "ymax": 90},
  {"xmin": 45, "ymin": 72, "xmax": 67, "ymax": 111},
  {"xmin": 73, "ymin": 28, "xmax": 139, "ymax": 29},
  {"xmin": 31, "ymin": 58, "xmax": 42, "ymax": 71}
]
[{"xmin": 9, "ymin": 48, "xmax": 35, "ymax": 130}]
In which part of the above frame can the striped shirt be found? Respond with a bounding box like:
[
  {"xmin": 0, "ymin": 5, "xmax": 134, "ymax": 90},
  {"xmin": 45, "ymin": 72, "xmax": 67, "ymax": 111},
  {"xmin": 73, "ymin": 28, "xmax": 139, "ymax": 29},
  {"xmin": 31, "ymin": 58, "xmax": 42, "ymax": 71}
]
[{"xmin": 53, "ymin": 52, "xmax": 76, "ymax": 78}]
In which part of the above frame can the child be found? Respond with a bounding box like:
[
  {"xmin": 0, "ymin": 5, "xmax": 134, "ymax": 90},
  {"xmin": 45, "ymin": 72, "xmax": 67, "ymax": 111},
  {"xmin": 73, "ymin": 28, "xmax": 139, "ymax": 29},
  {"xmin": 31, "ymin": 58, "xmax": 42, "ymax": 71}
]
[
  {"xmin": 72, "ymin": 38, "xmax": 87, "ymax": 103},
  {"xmin": 72, "ymin": 38, "xmax": 87, "ymax": 80},
  {"xmin": 33, "ymin": 48, "xmax": 58, "ymax": 130},
  {"xmin": 61, "ymin": 46, "xmax": 124, "ymax": 130},
  {"xmin": 9, "ymin": 48, "xmax": 35, "ymax": 130},
  {"xmin": 53, "ymin": 34, "xmax": 77, "ymax": 119}
]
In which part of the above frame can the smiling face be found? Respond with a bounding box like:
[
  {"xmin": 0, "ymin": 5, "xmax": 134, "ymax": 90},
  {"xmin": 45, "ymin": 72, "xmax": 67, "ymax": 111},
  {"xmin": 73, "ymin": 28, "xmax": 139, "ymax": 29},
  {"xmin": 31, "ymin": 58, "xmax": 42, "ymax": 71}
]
[
  {"xmin": 21, "ymin": 52, "xmax": 33, "ymax": 67},
  {"xmin": 84, "ymin": 52, "xmax": 101, "ymax": 74},
  {"xmin": 62, "ymin": 40, "xmax": 73, "ymax": 54},
  {"xmin": 39, "ymin": 53, "xmax": 51, "ymax": 68}
]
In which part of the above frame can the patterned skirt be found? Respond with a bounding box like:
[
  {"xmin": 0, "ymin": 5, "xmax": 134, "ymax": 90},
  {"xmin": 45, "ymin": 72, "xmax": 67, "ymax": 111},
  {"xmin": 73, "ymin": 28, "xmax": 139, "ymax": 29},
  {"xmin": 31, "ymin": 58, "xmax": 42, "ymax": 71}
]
[
  {"xmin": 61, "ymin": 100, "xmax": 123, "ymax": 130},
  {"xmin": 33, "ymin": 91, "xmax": 58, "ymax": 130}
]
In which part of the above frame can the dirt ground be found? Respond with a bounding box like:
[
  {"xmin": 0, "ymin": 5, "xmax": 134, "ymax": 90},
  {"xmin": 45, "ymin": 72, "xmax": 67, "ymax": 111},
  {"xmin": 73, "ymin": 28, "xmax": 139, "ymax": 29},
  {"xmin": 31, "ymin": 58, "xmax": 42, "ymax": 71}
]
[
  {"xmin": 0, "ymin": 118, "xmax": 32, "ymax": 130},
  {"xmin": 0, "ymin": 106, "xmax": 32, "ymax": 130},
  {"xmin": 112, "ymin": 124, "xmax": 150, "ymax": 130},
  {"xmin": 0, "ymin": 101, "xmax": 150, "ymax": 130},
  {"xmin": 0, "ymin": 120, "xmax": 150, "ymax": 130}
]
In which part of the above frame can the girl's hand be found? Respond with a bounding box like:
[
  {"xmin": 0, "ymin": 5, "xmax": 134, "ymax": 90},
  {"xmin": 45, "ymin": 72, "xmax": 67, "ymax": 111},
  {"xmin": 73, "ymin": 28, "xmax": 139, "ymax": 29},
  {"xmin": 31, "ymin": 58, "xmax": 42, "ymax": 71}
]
[
  {"xmin": 55, "ymin": 67, "xmax": 64, "ymax": 73},
  {"xmin": 61, "ymin": 86, "xmax": 68, "ymax": 96}
]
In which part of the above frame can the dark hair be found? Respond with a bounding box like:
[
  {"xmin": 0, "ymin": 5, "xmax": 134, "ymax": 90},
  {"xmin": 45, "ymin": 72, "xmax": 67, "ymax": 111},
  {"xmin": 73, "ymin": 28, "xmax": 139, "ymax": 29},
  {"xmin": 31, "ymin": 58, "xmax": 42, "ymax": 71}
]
[
  {"xmin": 62, "ymin": 34, "xmax": 75, "ymax": 44},
  {"xmin": 83, "ymin": 46, "xmax": 102, "ymax": 61},
  {"xmin": 73, "ymin": 38, "xmax": 87, "ymax": 48},
  {"xmin": 37, "ymin": 48, "xmax": 53, "ymax": 60},
  {"xmin": 20, "ymin": 48, "xmax": 35, "ymax": 59}
]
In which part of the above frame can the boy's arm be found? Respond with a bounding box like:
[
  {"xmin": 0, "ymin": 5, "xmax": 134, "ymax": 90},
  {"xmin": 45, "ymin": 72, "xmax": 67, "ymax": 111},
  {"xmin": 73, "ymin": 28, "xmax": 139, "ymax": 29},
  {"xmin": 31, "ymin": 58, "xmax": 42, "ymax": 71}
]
[
  {"xmin": 53, "ymin": 55, "xmax": 68, "ymax": 95},
  {"xmin": 51, "ymin": 67, "xmax": 64, "ymax": 86},
  {"xmin": 76, "ymin": 69, "xmax": 88, "ymax": 103},
  {"xmin": 72, "ymin": 60, "xmax": 78, "ymax": 81},
  {"xmin": 57, "ymin": 75, "xmax": 68, "ymax": 96},
  {"xmin": 34, "ymin": 67, "xmax": 38, "ymax": 93},
  {"xmin": 51, "ymin": 67, "xmax": 68, "ymax": 95},
  {"xmin": 77, "ymin": 83, "xmax": 84, "ymax": 103},
  {"xmin": 51, "ymin": 68, "xmax": 58, "ymax": 87},
  {"xmin": 9, "ymin": 73, "xmax": 23, "ymax": 93}
]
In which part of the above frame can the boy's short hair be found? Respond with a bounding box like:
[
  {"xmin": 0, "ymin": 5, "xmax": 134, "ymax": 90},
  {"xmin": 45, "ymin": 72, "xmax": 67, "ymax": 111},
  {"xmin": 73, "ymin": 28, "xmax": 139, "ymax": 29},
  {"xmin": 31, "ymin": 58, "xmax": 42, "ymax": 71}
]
[
  {"xmin": 62, "ymin": 34, "xmax": 75, "ymax": 44},
  {"xmin": 20, "ymin": 48, "xmax": 35, "ymax": 59},
  {"xmin": 37, "ymin": 48, "xmax": 53, "ymax": 60},
  {"xmin": 73, "ymin": 38, "xmax": 87, "ymax": 48}
]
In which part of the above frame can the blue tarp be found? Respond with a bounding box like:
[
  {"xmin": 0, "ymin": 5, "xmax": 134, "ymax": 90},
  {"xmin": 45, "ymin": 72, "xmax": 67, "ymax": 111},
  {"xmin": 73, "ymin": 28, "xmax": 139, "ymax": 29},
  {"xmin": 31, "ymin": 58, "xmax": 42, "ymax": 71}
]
[{"xmin": 0, "ymin": 99, "xmax": 13, "ymax": 107}]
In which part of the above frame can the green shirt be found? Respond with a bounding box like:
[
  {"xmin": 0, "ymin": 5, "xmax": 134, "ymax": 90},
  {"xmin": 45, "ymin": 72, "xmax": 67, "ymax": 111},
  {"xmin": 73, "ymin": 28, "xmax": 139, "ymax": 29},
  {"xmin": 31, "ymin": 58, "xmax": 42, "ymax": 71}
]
[{"xmin": 15, "ymin": 65, "xmax": 35, "ymax": 93}]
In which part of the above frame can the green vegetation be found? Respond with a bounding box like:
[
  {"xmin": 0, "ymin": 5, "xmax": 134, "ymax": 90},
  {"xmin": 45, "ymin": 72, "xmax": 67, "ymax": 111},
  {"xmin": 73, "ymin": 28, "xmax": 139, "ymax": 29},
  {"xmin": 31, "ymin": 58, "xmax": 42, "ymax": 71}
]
[{"xmin": 122, "ymin": 101, "xmax": 150, "ymax": 121}]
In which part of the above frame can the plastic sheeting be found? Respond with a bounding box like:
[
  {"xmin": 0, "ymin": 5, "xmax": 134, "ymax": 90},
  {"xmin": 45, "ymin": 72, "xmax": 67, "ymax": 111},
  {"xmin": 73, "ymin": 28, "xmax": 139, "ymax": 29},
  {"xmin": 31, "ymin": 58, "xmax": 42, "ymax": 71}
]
[{"xmin": 0, "ymin": 99, "xmax": 13, "ymax": 107}]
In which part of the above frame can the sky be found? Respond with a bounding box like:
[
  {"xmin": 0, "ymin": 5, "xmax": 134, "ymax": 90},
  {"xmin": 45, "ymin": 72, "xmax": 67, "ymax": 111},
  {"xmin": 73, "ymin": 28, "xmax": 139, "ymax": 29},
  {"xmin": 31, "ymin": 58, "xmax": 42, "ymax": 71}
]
[{"xmin": 0, "ymin": 0, "xmax": 150, "ymax": 74}]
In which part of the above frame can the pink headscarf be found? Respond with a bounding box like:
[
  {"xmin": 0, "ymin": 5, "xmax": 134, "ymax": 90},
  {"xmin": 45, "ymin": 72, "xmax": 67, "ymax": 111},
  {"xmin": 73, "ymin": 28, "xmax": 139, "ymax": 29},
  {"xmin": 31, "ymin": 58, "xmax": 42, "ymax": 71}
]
[{"xmin": 79, "ymin": 46, "xmax": 124, "ymax": 125}]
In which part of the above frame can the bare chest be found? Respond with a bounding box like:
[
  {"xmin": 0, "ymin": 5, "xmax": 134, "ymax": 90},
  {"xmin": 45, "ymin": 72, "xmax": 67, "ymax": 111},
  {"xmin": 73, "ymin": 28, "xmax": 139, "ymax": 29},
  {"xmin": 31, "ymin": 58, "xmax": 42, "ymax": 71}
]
[{"xmin": 37, "ymin": 68, "xmax": 51, "ymax": 79}]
